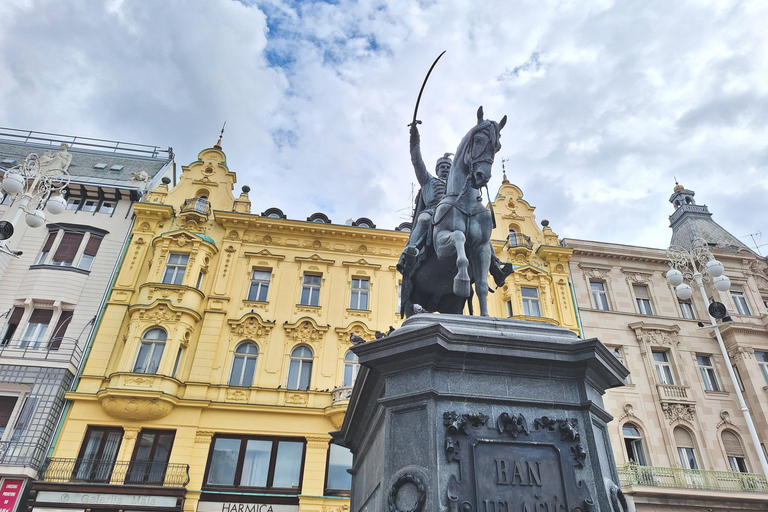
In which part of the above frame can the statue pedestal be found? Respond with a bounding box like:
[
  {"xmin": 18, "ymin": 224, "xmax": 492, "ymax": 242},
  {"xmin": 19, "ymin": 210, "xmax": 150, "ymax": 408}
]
[{"xmin": 338, "ymin": 315, "xmax": 628, "ymax": 512}]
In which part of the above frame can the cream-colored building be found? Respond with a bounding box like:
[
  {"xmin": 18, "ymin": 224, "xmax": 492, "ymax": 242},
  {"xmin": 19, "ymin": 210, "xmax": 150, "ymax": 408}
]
[
  {"xmin": 565, "ymin": 184, "xmax": 768, "ymax": 511},
  {"xmin": 0, "ymin": 128, "xmax": 173, "ymax": 509}
]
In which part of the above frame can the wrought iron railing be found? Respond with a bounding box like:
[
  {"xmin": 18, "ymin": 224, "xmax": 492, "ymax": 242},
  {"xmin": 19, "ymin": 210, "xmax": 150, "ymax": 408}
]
[
  {"xmin": 180, "ymin": 197, "xmax": 211, "ymax": 216},
  {"xmin": 0, "ymin": 441, "xmax": 47, "ymax": 469},
  {"xmin": 508, "ymin": 232, "xmax": 533, "ymax": 250},
  {"xmin": 0, "ymin": 336, "xmax": 83, "ymax": 366},
  {"xmin": 618, "ymin": 463, "xmax": 768, "ymax": 492},
  {"xmin": 41, "ymin": 458, "xmax": 190, "ymax": 487}
]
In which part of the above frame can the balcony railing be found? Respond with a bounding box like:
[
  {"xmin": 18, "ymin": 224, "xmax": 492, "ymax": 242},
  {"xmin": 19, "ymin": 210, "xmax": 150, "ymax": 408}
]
[
  {"xmin": 656, "ymin": 383, "xmax": 693, "ymax": 402},
  {"xmin": 0, "ymin": 337, "xmax": 83, "ymax": 367},
  {"xmin": 618, "ymin": 463, "xmax": 768, "ymax": 493},
  {"xmin": 41, "ymin": 458, "xmax": 190, "ymax": 487},
  {"xmin": 508, "ymin": 232, "xmax": 533, "ymax": 250},
  {"xmin": 0, "ymin": 441, "xmax": 47, "ymax": 470},
  {"xmin": 180, "ymin": 197, "xmax": 211, "ymax": 216}
]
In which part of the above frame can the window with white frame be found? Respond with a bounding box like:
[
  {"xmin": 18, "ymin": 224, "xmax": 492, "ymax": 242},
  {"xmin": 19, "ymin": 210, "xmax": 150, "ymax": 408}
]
[
  {"xmin": 696, "ymin": 355, "xmax": 721, "ymax": 391},
  {"xmin": 0, "ymin": 394, "xmax": 22, "ymax": 440},
  {"xmin": 731, "ymin": 289, "xmax": 751, "ymax": 315},
  {"xmin": 172, "ymin": 347, "xmax": 184, "ymax": 378},
  {"xmin": 99, "ymin": 202, "xmax": 115, "ymax": 214},
  {"xmin": 287, "ymin": 346, "xmax": 313, "ymax": 390},
  {"xmin": 349, "ymin": 277, "xmax": 369, "ymax": 310},
  {"xmin": 19, "ymin": 309, "xmax": 52, "ymax": 349},
  {"xmin": 590, "ymin": 281, "xmax": 610, "ymax": 311},
  {"xmin": 622, "ymin": 423, "xmax": 647, "ymax": 465},
  {"xmin": 633, "ymin": 285, "xmax": 653, "ymax": 315},
  {"xmin": 652, "ymin": 350, "xmax": 674, "ymax": 385},
  {"xmin": 733, "ymin": 364, "xmax": 746, "ymax": 391},
  {"xmin": 722, "ymin": 430, "xmax": 749, "ymax": 473},
  {"xmin": 133, "ymin": 328, "xmax": 167, "ymax": 374},
  {"xmin": 674, "ymin": 427, "xmax": 699, "ymax": 469},
  {"xmin": 756, "ymin": 351, "xmax": 768, "ymax": 386},
  {"xmin": 162, "ymin": 253, "xmax": 189, "ymax": 285},
  {"xmin": 0, "ymin": 307, "xmax": 23, "ymax": 346},
  {"xmin": 35, "ymin": 227, "xmax": 105, "ymax": 270},
  {"xmin": 343, "ymin": 350, "xmax": 359, "ymax": 387},
  {"xmin": 299, "ymin": 274, "xmax": 321, "ymax": 306},
  {"xmin": 247, "ymin": 270, "xmax": 271, "ymax": 302},
  {"xmin": 505, "ymin": 300, "xmax": 513, "ymax": 318},
  {"xmin": 679, "ymin": 300, "xmax": 695, "ymax": 319},
  {"xmin": 0, "ymin": 192, "xmax": 12, "ymax": 205},
  {"xmin": 521, "ymin": 287, "xmax": 541, "ymax": 317},
  {"xmin": 66, "ymin": 198, "xmax": 81, "ymax": 210},
  {"xmin": 229, "ymin": 342, "xmax": 258, "ymax": 387},
  {"xmin": 82, "ymin": 200, "xmax": 98, "ymax": 212}
]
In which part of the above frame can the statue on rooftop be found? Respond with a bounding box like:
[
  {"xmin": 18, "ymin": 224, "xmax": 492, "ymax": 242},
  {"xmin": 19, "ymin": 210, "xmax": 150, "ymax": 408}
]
[{"xmin": 37, "ymin": 143, "xmax": 73, "ymax": 176}]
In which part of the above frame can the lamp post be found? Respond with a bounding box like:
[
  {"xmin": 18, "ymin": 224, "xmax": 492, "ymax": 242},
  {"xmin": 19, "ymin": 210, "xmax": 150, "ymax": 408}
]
[
  {"xmin": 0, "ymin": 144, "xmax": 70, "ymax": 256},
  {"xmin": 666, "ymin": 237, "xmax": 768, "ymax": 477}
]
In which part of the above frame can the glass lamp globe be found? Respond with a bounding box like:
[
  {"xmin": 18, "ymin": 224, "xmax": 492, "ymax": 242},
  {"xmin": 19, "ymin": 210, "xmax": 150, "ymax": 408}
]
[
  {"xmin": 46, "ymin": 194, "xmax": 67, "ymax": 215},
  {"xmin": 666, "ymin": 268, "xmax": 684, "ymax": 286},
  {"xmin": 706, "ymin": 259, "xmax": 724, "ymax": 277},
  {"xmin": 675, "ymin": 283, "xmax": 693, "ymax": 300},
  {"xmin": 1, "ymin": 173, "xmax": 24, "ymax": 194},
  {"xmin": 713, "ymin": 275, "xmax": 731, "ymax": 292},
  {"xmin": 25, "ymin": 209, "xmax": 46, "ymax": 228}
]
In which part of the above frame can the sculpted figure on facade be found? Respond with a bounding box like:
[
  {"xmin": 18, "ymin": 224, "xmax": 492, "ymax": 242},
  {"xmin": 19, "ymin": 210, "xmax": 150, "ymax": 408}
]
[{"xmin": 37, "ymin": 143, "xmax": 73, "ymax": 176}]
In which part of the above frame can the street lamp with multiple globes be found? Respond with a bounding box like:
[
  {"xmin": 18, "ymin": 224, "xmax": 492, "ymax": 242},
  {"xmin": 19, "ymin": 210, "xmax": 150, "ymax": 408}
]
[
  {"xmin": 666, "ymin": 237, "xmax": 768, "ymax": 477},
  {"xmin": 0, "ymin": 144, "xmax": 71, "ymax": 256}
]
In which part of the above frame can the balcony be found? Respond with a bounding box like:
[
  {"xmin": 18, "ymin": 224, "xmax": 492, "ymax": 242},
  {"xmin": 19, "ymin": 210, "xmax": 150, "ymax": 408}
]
[
  {"xmin": 179, "ymin": 197, "xmax": 211, "ymax": 223},
  {"xmin": 0, "ymin": 441, "xmax": 47, "ymax": 470},
  {"xmin": 41, "ymin": 458, "xmax": 190, "ymax": 487},
  {"xmin": 618, "ymin": 463, "xmax": 768, "ymax": 492},
  {"xmin": 0, "ymin": 336, "xmax": 83, "ymax": 368},
  {"xmin": 656, "ymin": 383, "xmax": 694, "ymax": 403},
  {"xmin": 508, "ymin": 232, "xmax": 533, "ymax": 249}
]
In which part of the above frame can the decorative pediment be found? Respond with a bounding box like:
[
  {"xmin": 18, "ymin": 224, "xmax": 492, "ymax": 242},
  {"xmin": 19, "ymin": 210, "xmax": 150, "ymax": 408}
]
[
  {"xmin": 228, "ymin": 313, "xmax": 275, "ymax": 339},
  {"xmin": 578, "ymin": 263, "xmax": 612, "ymax": 281},
  {"xmin": 628, "ymin": 322, "xmax": 680, "ymax": 352},
  {"xmin": 662, "ymin": 403, "xmax": 695, "ymax": 425},
  {"xmin": 716, "ymin": 410, "xmax": 740, "ymax": 431},
  {"xmin": 622, "ymin": 269, "xmax": 654, "ymax": 285},
  {"xmin": 244, "ymin": 249, "xmax": 286, "ymax": 268},
  {"xmin": 130, "ymin": 301, "xmax": 201, "ymax": 323},
  {"xmin": 294, "ymin": 254, "xmax": 335, "ymax": 267},
  {"xmin": 335, "ymin": 321, "xmax": 376, "ymax": 344},
  {"xmin": 152, "ymin": 229, "xmax": 218, "ymax": 252},
  {"xmin": 342, "ymin": 258, "xmax": 382, "ymax": 270},
  {"xmin": 283, "ymin": 317, "xmax": 329, "ymax": 346}
]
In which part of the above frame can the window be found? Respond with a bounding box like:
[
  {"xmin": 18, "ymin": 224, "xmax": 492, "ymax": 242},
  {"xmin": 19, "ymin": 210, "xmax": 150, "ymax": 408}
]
[
  {"xmin": 634, "ymin": 285, "xmax": 653, "ymax": 315},
  {"xmin": 325, "ymin": 443, "xmax": 352, "ymax": 494},
  {"xmin": 0, "ymin": 395, "xmax": 19, "ymax": 439},
  {"xmin": 622, "ymin": 423, "xmax": 647, "ymax": 465},
  {"xmin": 287, "ymin": 346, "xmax": 313, "ymax": 390},
  {"xmin": 10, "ymin": 395, "xmax": 37, "ymax": 442},
  {"xmin": 590, "ymin": 281, "xmax": 610, "ymax": 311},
  {"xmin": 674, "ymin": 427, "xmax": 698, "ymax": 470},
  {"xmin": 229, "ymin": 342, "xmax": 258, "ymax": 387},
  {"xmin": 0, "ymin": 192, "xmax": 13, "ymax": 205},
  {"xmin": 172, "ymin": 347, "xmax": 184, "ymax": 378},
  {"xmin": 49, "ymin": 310, "xmax": 74, "ymax": 349},
  {"xmin": 37, "ymin": 231, "xmax": 57, "ymax": 264},
  {"xmin": 51, "ymin": 232, "xmax": 84, "ymax": 266},
  {"xmin": 300, "ymin": 274, "xmax": 321, "ymax": 306},
  {"xmin": 162, "ymin": 253, "xmax": 189, "ymax": 285},
  {"xmin": 205, "ymin": 436, "xmax": 305, "ymax": 491},
  {"xmin": 697, "ymin": 355, "xmax": 721, "ymax": 391},
  {"xmin": 75, "ymin": 427, "xmax": 124, "ymax": 482},
  {"xmin": 733, "ymin": 364, "xmax": 746, "ymax": 392},
  {"xmin": 343, "ymin": 351, "xmax": 359, "ymax": 387},
  {"xmin": 66, "ymin": 198, "xmax": 81, "ymax": 210},
  {"xmin": 196, "ymin": 271, "xmax": 204, "ymax": 289},
  {"xmin": 652, "ymin": 351, "xmax": 674, "ymax": 385},
  {"xmin": 78, "ymin": 236, "xmax": 102, "ymax": 271},
  {"xmin": 247, "ymin": 270, "xmax": 271, "ymax": 302},
  {"xmin": 722, "ymin": 430, "xmax": 748, "ymax": 473},
  {"xmin": 505, "ymin": 300, "xmax": 513, "ymax": 318},
  {"xmin": 732, "ymin": 290, "xmax": 751, "ymax": 315},
  {"xmin": 756, "ymin": 352, "xmax": 768, "ymax": 386},
  {"xmin": 521, "ymin": 287, "xmax": 541, "ymax": 317},
  {"xmin": 1, "ymin": 307, "xmax": 23, "ymax": 346},
  {"xmin": 99, "ymin": 202, "xmax": 115, "ymax": 214},
  {"xmin": 82, "ymin": 200, "xmax": 98, "ymax": 212},
  {"xmin": 349, "ymin": 277, "xmax": 369, "ymax": 310},
  {"xmin": 19, "ymin": 309, "xmax": 52, "ymax": 349},
  {"xmin": 679, "ymin": 300, "xmax": 695, "ymax": 319},
  {"xmin": 127, "ymin": 430, "xmax": 175, "ymax": 484},
  {"xmin": 133, "ymin": 328, "xmax": 167, "ymax": 374}
]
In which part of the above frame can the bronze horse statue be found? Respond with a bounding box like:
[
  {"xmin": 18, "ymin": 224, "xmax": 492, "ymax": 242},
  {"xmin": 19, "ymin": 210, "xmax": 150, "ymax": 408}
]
[{"xmin": 401, "ymin": 107, "xmax": 507, "ymax": 317}]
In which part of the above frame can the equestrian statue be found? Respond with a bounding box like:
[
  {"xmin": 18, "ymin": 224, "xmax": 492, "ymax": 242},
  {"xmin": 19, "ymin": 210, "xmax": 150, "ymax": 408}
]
[{"xmin": 398, "ymin": 106, "xmax": 514, "ymax": 317}]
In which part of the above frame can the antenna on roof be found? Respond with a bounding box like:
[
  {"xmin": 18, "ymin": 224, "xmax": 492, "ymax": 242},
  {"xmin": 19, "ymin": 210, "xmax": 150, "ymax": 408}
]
[
  {"xmin": 740, "ymin": 231, "xmax": 763, "ymax": 256},
  {"xmin": 214, "ymin": 122, "xmax": 226, "ymax": 149}
]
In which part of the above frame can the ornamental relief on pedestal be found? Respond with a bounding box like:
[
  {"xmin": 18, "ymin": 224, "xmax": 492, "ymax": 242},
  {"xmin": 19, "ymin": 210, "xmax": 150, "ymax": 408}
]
[
  {"xmin": 285, "ymin": 393, "xmax": 308, "ymax": 405},
  {"xmin": 226, "ymin": 389, "xmax": 248, "ymax": 402},
  {"xmin": 661, "ymin": 403, "xmax": 695, "ymax": 424},
  {"xmin": 100, "ymin": 396, "xmax": 173, "ymax": 421}
]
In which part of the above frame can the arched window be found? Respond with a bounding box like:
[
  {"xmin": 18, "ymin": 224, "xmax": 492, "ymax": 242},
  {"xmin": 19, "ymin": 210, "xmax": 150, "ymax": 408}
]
[
  {"xmin": 133, "ymin": 328, "xmax": 167, "ymax": 374},
  {"xmin": 229, "ymin": 342, "xmax": 259, "ymax": 387},
  {"xmin": 287, "ymin": 346, "xmax": 313, "ymax": 390},
  {"xmin": 674, "ymin": 427, "xmax": 699, "ymax": 469},
  {"xmin": 622, "ymin": 423, "xmax": 647, "ymax": 465},
  {"xmin": 722, "ymin": 430, "xmax": 748, "ymax": 472},
  {"xmin": 343, "ymin": 351, "xmax": 359, "ymax": 387}
]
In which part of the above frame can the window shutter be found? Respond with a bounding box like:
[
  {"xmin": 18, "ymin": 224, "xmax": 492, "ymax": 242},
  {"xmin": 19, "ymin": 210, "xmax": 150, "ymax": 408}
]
[
  {"xmin": 83, "ymin": 236, "xmax": 102, "ymax": 256},
  {"xmin": 8, "ymin": 307, "xmax": 24, "ymax": 325},
  {"xmin": 674, "ymin": 427, "xmax": 694, "ymax": 448},
  {"xmin": 722, "ymin": 431, "xmax": 745, "ymax": 457},
  {"xmin": 49, "ymin": 311, "xmax": 74, "ymax": 349},
  {"xmin": 29, "ymin": 309, "xmax": 53, "ymax": 324},
  {"xmin": 634, "ymin": 285, "xmax": 650, "ymax": 299},
  {"xmin": 41, "ymin": 231, "xmax": 57, "ymax": 252},
  {"xmin": 52, "ymin": 232, "xmax": 84, "ymax": 263},
  {"xmin": 0, "ymin": 396, "xmax": 17, "ymax": 428}
]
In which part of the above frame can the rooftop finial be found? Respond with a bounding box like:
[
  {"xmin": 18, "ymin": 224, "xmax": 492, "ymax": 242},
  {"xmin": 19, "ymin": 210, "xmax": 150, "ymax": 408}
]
[
  {"xmin": 501, "ymin": 158, "xmax": 509, "ymax": 184},
  {"xmin": 214, "ymin": 121, "xmax": 226, "ymax": 150},
  {"xmin": 673, "ymin": 176, "xmax": 683, "ymax": 192}
]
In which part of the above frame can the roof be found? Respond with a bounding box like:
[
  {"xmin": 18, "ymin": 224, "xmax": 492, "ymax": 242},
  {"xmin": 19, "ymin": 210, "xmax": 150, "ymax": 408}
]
[{"xmin": 669, "ymin": 203, "xmax": 748, "ymax": 252}]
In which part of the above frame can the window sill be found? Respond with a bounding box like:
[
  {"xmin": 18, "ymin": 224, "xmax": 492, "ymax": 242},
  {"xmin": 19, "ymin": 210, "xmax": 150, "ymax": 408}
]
[
  {"xmin": 201, "ymin": 485, "xmax": 301, "ymax": 495},
  {"xmin": 29, "ymin": 264, "xmax": 90, "ymax": 275},
  {"xmin": 296, "ymin": 303, "xmax": 321, "ymax": 310},
  {"xmin": 704, "ymin": 390, "xmax": 729, "ymax": 397}
]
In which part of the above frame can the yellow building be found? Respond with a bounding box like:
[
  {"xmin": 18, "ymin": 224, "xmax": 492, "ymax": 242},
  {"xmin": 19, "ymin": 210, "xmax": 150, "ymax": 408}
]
[{"xmin": 28, "ymin": 142, "xmax": 576, "ymax": 512}]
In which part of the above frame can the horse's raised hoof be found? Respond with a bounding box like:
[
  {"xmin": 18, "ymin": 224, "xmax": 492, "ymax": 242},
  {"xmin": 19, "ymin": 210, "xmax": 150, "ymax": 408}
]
[{"xmin": 453, "ymin": 277, "xmax": 471, "ymax": 298}]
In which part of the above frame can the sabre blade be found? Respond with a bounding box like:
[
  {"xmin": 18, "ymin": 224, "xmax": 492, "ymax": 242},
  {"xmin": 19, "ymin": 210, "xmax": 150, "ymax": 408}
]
[{"xmin": 410, "ymin": 50, "xmax": 446, "ymax": 126}]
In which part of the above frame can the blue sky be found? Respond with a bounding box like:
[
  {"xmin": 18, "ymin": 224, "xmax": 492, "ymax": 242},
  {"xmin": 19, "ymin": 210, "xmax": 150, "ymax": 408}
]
[{"xmin": 1, "ymin": 0, "xmax": 767, "ymax": 252}]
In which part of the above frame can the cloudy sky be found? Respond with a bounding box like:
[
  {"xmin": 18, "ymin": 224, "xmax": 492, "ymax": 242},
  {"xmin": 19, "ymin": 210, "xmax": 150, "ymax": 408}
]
[{"xmin": 1, "ymin": 0, "xmax": 767, "ymax": 252}]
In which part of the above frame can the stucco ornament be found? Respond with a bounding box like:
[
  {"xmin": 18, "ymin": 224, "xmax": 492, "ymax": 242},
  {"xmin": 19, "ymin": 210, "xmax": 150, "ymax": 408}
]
[
  {"xmin": 229, "ymin": 315, "xmax": 273, "ymax": 339},
  {"xmin": 100, "ymin": 396, "xmax": 173, "ymax": 421},
  {"xmin": 661, "ymin": 403, "xmax": 695, "ymax": 424},
  {"xmin": 131, "ymin": 171, "xmax": 150, "ymax": 182},
  {"xmin": 284, "ymin": 319, "xmax": 327, "ymax": 344}
]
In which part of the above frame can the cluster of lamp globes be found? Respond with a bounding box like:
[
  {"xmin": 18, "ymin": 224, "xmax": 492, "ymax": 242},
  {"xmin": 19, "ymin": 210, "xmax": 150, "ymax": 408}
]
[
  {"xmin": 1, "ymin": 172, "xmax": 67, "ymax": 228},
  {"xmin": 665, "ymin": 259, "xmax": 731, "ymax": 300}
]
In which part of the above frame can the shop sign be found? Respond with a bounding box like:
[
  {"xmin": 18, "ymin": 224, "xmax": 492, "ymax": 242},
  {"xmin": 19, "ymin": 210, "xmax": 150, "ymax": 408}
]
[
  {"xmin": 35, "ymin": 492, "xmax": 177, "ymax": 508},
  {"xmin": 196, "ymin": 503, "xmax": 298, "ymax": 512},
  {"xmin": 0, "ymin": 479, "xmax": 24, "ymax": 512}
]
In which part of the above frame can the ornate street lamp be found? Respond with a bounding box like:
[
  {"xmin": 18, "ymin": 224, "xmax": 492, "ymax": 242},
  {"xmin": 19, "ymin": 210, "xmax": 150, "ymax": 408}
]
[
  {"xmin": 666, "ymin": 237, "xmax": 768, "ymax": 477},
  {"xmin": 0, "ymin": 144, "xmax": 71, "ymax": 256}
]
